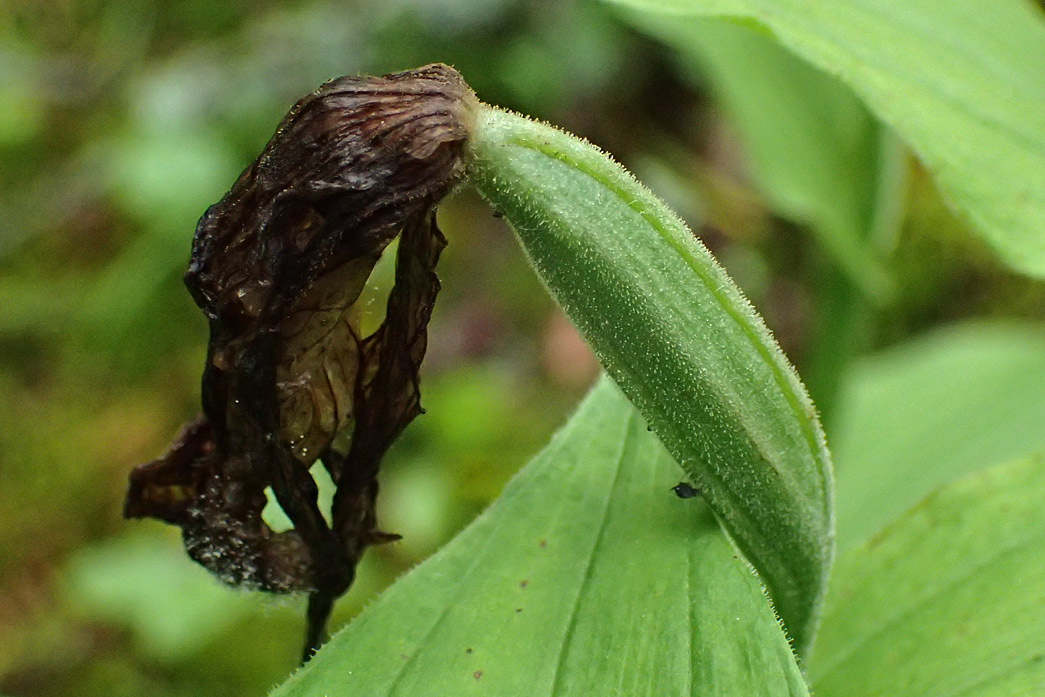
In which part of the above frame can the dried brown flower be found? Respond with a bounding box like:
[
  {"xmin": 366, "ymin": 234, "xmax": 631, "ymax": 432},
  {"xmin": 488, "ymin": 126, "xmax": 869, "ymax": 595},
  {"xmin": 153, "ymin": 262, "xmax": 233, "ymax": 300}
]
[{"xmin": 124, "ymin": 63, "xmax": 477, "ymax": 660}]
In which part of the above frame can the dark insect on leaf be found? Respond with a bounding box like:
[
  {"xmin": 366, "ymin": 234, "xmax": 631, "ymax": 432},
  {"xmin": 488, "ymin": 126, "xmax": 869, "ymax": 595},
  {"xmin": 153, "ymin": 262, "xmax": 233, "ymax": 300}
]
[
  {"xmin": 672, "ymin": 482, "xmax": 700, "ymax": 499},
  {"xmin": 124, "ymin": 64, "xmax": 478, "ymax": 662}
]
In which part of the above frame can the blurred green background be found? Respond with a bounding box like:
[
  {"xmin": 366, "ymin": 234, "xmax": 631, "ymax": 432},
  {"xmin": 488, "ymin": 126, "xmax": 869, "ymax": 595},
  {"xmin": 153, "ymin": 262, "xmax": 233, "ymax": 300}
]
[{"xmin": 1, "ymin": 1, "xmax": 1042, "ymax": 696}]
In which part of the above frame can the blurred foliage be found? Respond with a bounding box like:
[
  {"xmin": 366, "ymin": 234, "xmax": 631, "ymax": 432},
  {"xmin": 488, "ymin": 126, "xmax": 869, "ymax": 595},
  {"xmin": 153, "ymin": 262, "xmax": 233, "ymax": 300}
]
[
  {"xmin": 830, "ymin": 321, "xmax": 1045, "ymax": 553},
  {"xmin": 811, "ymin": 454, "xmax": 1045, "ymax": 697},
  {"xmin": 0, "ymin": 1, "xmax": 1042, "ymax": 696}
]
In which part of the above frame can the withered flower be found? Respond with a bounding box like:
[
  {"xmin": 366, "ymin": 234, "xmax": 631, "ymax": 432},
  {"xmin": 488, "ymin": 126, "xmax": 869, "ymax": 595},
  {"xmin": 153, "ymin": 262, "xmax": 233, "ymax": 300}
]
[{"xmin": 124, "ymin": 64, "xmax": 477, "ymax": 661}]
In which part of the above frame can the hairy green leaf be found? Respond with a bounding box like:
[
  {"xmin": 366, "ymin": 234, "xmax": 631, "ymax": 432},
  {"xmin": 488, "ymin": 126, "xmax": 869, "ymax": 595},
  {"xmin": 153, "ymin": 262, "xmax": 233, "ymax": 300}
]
[
  {"xmin": 607, "ymin": 0, "xmax": 1045, "ymax": 279},
  {"xmin": 466, "ymin": 106, "xmax": 833, "ymax": 653},
  {"xmin": 831, "ymin": 322, "xmax": 1045, "ymax": 552},
  {"xmin": 810, "ymin": 455, "xmax": 1045, "ymax": 697},
  {"xmin": 271, "ymin": 377, "xmax": 808, "ymax": 697}
]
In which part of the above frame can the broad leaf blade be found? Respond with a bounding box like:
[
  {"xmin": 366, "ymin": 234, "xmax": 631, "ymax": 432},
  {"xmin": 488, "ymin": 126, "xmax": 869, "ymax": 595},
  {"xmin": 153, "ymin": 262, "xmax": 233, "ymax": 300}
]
[
  {"xmin": 466, "ymin": 107, "xmax": 832, "ymax": 653},
  {"xmin": 607, "ymin": 0, "xmax": 1045, "ymax": 279},
  {"xmin": 810, "ymin": 455, "xmax": 1045, "ymax": 697},
  {"xmin": 271, "ymin": 378, "xmax": 808, "ymax": 697},
  {"xmin": 831, "ymin": 322, "xmax": 1045, "ymax": 552}
]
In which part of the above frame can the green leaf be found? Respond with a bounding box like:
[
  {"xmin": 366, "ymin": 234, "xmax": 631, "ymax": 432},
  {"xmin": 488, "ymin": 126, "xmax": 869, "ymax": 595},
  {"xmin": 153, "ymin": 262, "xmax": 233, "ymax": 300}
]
[
  {"xmin": 809, "ymin": 455, "xmax": 1045, "ymax": 697},
  {"xmin": 63, "ymin": 532, "xmax": 269, "ymax": 661},
  {"xmin": 466, "ymin": 106, "xmax": 832, "ymax": 653},
  {"xmin": 272, "ymin": 377, "xmax": 808, "ymax": 697},
  {"xmin": 606, "ymin": 0, "xmax": 1045, "ymax": 279},
  {"xmin": 831, "ymin": 322, "xmax": 1045, "ymax": 552},
  {"xmin": 619, "ymin": 13, "xmax": 901, "ymax": 301}
]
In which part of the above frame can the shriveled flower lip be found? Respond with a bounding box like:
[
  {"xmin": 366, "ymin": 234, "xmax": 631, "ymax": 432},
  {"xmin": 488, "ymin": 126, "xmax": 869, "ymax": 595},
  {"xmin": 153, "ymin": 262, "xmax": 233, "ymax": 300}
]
[{"xmin": 124, "ymin": 63, "xmax": 478, "ymax": 661}]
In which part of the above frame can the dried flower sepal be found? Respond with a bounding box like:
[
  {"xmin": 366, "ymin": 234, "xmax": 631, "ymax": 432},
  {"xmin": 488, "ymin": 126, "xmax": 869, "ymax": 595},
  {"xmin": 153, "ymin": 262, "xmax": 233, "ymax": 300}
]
[{"xmin": 124, "ymin": 64, "xmax": 475, "ymax": 660}]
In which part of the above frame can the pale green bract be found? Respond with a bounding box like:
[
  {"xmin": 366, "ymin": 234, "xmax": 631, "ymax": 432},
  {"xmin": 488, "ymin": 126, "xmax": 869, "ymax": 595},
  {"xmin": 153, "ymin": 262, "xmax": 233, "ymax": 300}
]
[
  {"xmin": 271, "ymin": 378, "xmax": 809, "ymax": 697},
  {"xmin": 606, "ymin": 0, "xmax": 1045, "ymax": 279},
  {"xmin": 466, "ymin": 105, "xmax": 833, "ymax": 654}
]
